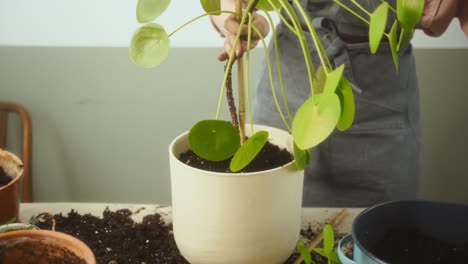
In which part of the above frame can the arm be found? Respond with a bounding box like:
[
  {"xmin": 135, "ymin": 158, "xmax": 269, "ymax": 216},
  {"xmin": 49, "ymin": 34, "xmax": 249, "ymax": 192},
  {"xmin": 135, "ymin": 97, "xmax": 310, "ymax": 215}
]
[{"xmin": 210, "ymin": 0, "xmax": 270, "ymax": 61}]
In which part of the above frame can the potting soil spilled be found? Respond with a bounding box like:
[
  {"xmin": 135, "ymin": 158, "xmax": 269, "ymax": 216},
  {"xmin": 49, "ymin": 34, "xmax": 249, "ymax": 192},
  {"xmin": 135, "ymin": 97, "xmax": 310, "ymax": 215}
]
[
  {"xmin": 0, "ymin": 167, "xmax": 12, "ymax": 187},
  {"xmin": 372, "ymin": 228, "xmax": 468, "ymax": 264},
  {"xmin": 31, "ymin": 209, "xmax": 338, "ymax": 264},
  {"xmin": 179, "ymin": 141, "xmax": 293, "ymax": 173}
]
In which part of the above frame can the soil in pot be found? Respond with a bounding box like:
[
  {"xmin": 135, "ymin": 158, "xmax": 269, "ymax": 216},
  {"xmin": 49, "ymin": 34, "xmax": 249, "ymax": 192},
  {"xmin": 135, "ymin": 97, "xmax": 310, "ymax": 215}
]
[
  {"xmin": 179, "ymin": 141, "xmax": 293, "ymax": 173},
  {"xmin": 0, "ymin": 238, "xmax": 86, "ymax": 264},
  {"xmin": 372, "ymin": 228, "xmax": 468, "ymax": 264},
  {"xmin": 31, "ymin": 209, "xmax": 341, "ymax": 264},
  {"xmin": 0, "ymin": 167, "xmax": 11, "ymax": 187}
]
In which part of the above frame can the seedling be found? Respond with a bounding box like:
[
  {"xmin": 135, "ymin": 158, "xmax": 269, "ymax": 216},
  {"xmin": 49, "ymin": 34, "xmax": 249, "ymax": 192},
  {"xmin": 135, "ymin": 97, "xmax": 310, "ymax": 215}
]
[
  {"xmin": 129, "ymin": 0, "xmax": 424, "ymax": 171},
  {"xmin": 297, "ymin": 224, "xmax": 341, "ymax": 264}
]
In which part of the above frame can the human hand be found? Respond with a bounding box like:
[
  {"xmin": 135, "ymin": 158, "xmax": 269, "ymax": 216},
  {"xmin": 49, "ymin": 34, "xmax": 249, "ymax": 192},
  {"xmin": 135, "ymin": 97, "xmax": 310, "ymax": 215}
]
[{"xmin": 217, "ymin": 12, "xmax": 270, "ymax": 61}]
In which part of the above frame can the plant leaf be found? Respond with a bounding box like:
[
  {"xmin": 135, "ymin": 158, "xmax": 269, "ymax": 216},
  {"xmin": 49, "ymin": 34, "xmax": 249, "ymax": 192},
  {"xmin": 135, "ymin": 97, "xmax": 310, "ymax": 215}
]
[
  {"xmin": 292, "ymin": 94, "xmax": 341, "ymax": 150},
  {"xmin": 397, "ymin": 0, "xmax": 425, "ymax": 31},
  {"xmin": 188, "ymin": 120, "xmax": 240, "ymax": 162},
  {"xmin": 312, "ymin": 66, "xmax": 327, "ymax": 94},
  {"xmin": 293, "ymin": 142, "xmax": 310, "ymax": 170},
  {"xmin": 4, "ymin": 217, "xmax": 16, "ymax": 225},
  {"xmin": 200, "ymin": 0, "xmax": 221, "ymax": 15},
  {"xmin": 388, "ymin": 20, "xmax": 399, "ymax": 72},
  {"xmin": 137, "ymin": 0, "xmax": 171, "ymax": 23},
  {"xmin": 129, "ymin": 23, "xmax": 170, "ymax": 68},
  {"xmin": 369, "ymin": 2, "xmax": 389, "ymax": 54},
  {"xmin": 397, "ymin": 28, "xmax": 414, "ymax": 52},
  {"xmin": 323, "ymin": 64, "xmax": 344, "ymax": 95},
  {"xmin": 297, "ymin": 240, "xmax": 313, "ymax": 264},
  {"xmin": 336, "ymin": 77, "xmax": 355, "ymax": 131},
  {"xmin": 256, "ymin": 0, "xmax": 283, "ymax": 11},
  {"xmin": 328, "ymin": 251, "xmax": 341, "ymax": 264},
  {"xmin": 323, "ymin": 224, "xmax": 334, "ymax": 255},
  {"xmin": 230, "ymin": 131, "xmax": 268, "ymax": 172}
]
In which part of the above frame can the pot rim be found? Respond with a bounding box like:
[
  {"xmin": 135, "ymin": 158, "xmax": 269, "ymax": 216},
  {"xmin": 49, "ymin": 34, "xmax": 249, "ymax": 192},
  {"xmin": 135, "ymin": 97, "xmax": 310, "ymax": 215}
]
[
  {"xmin": 169, "ymin": 124, "xmax": 298, "ymax": 177},
  {"xmin": 0, "ymin": 149, "xmax": 24, "ymax": 191},
  {"xmin": 0, "ymin": 229, "xmax": 95, "ymax": 264}
]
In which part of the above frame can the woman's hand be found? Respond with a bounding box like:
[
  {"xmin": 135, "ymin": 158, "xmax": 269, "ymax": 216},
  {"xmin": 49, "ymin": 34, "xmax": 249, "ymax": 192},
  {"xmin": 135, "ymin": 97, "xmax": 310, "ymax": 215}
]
[{"xmin": 217, "ymin": 12, "xmax": 270, "ymax": 61}]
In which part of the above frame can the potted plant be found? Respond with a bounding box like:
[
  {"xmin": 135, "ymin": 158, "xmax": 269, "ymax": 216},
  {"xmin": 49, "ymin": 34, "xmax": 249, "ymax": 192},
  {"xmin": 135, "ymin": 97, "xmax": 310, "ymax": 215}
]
[
  {"xmin": 129, "ymin": 0, "xmax": 424, "ymax": 263},
  {"xmin": 0, "ymin": 229, "xmax": 96, "ymax": 264},
  {"xmin": 0, "ymin": 149, "xmax": 24, "ymax": 224}
]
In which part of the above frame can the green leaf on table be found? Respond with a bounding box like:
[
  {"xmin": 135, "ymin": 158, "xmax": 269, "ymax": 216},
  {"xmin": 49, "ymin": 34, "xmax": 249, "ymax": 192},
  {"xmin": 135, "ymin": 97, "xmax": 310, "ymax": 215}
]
[
  {"xmin": 257, "ymin": 0, "xmax": 283, "ymax": 11},
  {"xmin": 129, "ymin": 23, "xmax": 170, "ymax": 68},
  {"xmin": 369, "ymin": 2, "xmax": 389, "ymax": 54},
  {"xmin": 328, "ymin": 251, "xmax": 341, "ymax": 264},
  {"xmin": 323, "ymin": 64, "xmax": 344, "ymax": 95},
  {"xmin": 323, "ymin": 224, "xmax": 334, "ymax": 255},
  {"xmin": 397, "ymin": 0, "xmax": 425, "ymax": 30},
  {"xmin": 397, "ymin": 28, "xmax": 414, "ymax": 52},
  {"xmin": 230, "ymin": 131, "xmax": 268, "ymax": 172},
  {"xmin": 292, "ymin": 94, "xmax": 341, "ymax": 150},
  {"xmin": 388, "ymin": 20, "xmax": 399, "ymax": 72},
  {"xmin": 137, "ymin": 0, "xmax": 171, "ymax": 23},
  {"xmin": 313, "ymin": 247, "xmax": 327, "ymax": 258},
  {"xmin": 200, "ymin": 0, "xmax": 221, "ymax": 15},
  {"xmin": 297, "ymin": 240, "xmax": 313, "ymax": 264},
  {"xmin": 293, "ymin": 142, "xmax": 310, "ymax": 170},
  {"xmin": 336, "ymin": 77, "xmax": 355, "ymax": 131},
  {"xmin": 312, "ymin": 66, "xmax": 327, "ymax": 94},
  {"xmin": 188, "ymin": 120, "xmax": 240, "ymax": 162}
]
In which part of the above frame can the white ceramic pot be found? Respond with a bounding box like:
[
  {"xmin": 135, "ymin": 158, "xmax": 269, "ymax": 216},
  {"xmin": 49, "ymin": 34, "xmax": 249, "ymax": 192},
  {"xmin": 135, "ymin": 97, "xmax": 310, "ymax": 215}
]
[{"xmin": 169, "ymin": 125, "xmax": 304, "ymax": 264}]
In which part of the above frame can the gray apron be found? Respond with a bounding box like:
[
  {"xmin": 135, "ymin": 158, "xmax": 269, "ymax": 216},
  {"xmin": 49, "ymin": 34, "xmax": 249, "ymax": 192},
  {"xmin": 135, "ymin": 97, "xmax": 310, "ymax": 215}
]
[{"xmin": 252, "ymin": 0, "xmax": 421, "ymax": 207}]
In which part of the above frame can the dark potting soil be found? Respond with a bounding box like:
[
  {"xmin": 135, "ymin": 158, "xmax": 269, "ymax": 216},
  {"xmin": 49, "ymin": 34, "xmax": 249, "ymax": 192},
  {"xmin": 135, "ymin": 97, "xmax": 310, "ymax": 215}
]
[
  {"xmin": 0, "ymin": 167, "xmax": 12, "ymax": 187},
  {"xmin": 0, "ymin": 239, "xmax": 86, "ymax": 264},
  {"xmin": 178, "ymin": 140, "xmax": 294, "ymax": 173},
  {"xmin": 31, "ymin": 209, "xmax": 339, "ymax": 264},
  {"xmin": 372, "ymin": 228, "xmax": 468, "ymax": 264}
]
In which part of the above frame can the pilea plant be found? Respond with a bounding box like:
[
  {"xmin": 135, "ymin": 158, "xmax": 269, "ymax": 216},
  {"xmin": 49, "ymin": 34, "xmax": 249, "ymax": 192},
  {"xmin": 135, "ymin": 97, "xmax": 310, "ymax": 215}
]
[
  {"xmin": 129, "ymin": 0, "xmax": 424, "ymax": 172},
  {"xmin": 297, "ymin": 224, "xmax": 341, "ymax": 264}
]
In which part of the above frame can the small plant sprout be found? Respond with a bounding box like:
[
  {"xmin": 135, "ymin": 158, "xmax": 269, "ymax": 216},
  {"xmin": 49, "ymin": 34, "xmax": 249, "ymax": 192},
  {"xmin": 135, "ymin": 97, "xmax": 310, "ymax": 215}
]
[
  {"xmin": 129, "ymin": 0, "xmax": 424, "ymax": 171},
  {"xmin": 297, "ymin": 224, "xmax": 341, "ymax": 264}
]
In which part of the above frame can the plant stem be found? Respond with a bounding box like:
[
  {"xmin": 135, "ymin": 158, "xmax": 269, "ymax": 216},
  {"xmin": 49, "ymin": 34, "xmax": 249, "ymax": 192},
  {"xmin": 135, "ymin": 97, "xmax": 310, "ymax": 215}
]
[
  {"xmin": 379, "ymin": 0, "xmax": 397, "ymax": 13},
  {"xmin": 246, "ymin": 13, "xmax": 254, "ymax": 135},
  {"xmin": 252, "ymin": 25, "xmax": 291, "ymax": 132},
  {"xmin": 264, "ymin": 10, "xmax": 294, "ymax": 123},
  {"xmin": 349, "ymin": 0, "xmax": 371, "ymax": 16},
  {"xmin": 236, "ymin": 0, "xmax": 246, "ymax": 144},
  {"xmin": 293, "ymin": 208, "xmax": 349, "ymax": 264},
  {"xmin": 168, "ymin": 11, "xmax": 239, "ymax": 37},
  {"xmin": 224, "ymin": 62, "xmax": 239, "ymax": 129},
  {"xmin": 331, "ymin": 0, "xmax": 370, "ymax": 25}
]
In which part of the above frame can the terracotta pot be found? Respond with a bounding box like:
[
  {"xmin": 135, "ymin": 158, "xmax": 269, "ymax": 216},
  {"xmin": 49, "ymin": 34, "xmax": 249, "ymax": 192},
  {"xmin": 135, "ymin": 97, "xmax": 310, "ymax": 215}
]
[
  {"xmin": 169, "ymin": 125, "xmax": 304, "ymax": 264},
  {"xmin": 0, "ymin": 229, "xmax": 96, "ymax": 264},
  {"xmin": 0, "ymin": 149, "xmax": 24, "ymax": 224}
]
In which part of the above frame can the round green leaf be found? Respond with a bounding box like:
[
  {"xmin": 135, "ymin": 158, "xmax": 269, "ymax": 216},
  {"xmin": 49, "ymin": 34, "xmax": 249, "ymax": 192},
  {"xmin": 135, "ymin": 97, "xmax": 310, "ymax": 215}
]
[
  {"xmin": 188, "ymin": 120, "xmax": 240, "ymax": 162},
  {"xmin": 369, "ymin": 2, "xmax": 389, "ymax": 54},
  {"xmin": 388, "ymin": 20, "xmax": 399, "ymax": 72},
  {"xmin": 292, "ymin": 94, "xmax": 341, "ymax": 150},
  {"xmin": 200, "ymin": 0, "xmax": 221, "ymax": 15},
  {"xmin": 397, "ymin": 28, "xmax": 414, "ymax": 52},
  {"xmin": 397, "ymin": 0, "xmax": 425, "ymax": 31},
  {"xmin": 336, "ymin": 77, "xmax": 355, "ymax": 131},
  {"xmin": 256, "ymin": 0, "xmax": 283, "ymax": 11},
  {"xmin": 230, "ymin": 131, "xmax": 269, "ymax": 172},
  {"xmin": 129, "ymin": 23, "xmax": 170, "ymax": 68},
  {"xmin": 323, "ymin": 64, "xmax": 344, "ymax": 95},
  {"xmin": 137, "ymin": 0, "xmax": 171, "ymax": 23},
  {"xmin": 293, "ymin": 142, "xmax": 310, "ymax": 170}
]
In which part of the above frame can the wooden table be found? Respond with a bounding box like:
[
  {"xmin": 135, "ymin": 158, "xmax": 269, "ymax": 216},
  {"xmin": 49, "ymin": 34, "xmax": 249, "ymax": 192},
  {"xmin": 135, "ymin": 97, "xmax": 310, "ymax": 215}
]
[{"xmin": 19, "ymin": 203, "xmax": 363, "ymax": 236}]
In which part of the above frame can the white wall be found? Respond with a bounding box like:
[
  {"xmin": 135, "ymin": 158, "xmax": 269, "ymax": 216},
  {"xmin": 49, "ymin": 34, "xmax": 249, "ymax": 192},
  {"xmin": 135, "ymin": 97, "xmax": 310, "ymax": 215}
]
[{"xmin": 0, "ymin": 0, "xmax": 467, "ymax": 48}]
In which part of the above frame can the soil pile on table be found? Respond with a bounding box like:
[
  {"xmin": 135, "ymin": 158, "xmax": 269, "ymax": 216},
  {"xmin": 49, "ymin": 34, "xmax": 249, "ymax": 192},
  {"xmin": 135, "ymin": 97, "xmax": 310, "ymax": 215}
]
[{"xmin": 32, "ymin": 209, "xmax": 337, "ymax": 264}]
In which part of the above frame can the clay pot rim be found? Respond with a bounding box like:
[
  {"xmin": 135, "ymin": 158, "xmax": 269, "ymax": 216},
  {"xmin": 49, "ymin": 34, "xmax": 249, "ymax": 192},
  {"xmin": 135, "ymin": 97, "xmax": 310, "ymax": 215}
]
[
  {"xmin": 0, "ymin": 149, "xmax": 24, "ymax": 191},
  {"xmin": 0, "ymin": 229, "xmax": 96, "ymax": 264}
]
